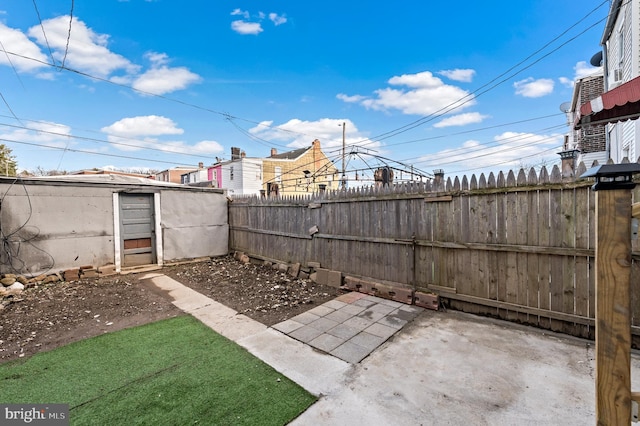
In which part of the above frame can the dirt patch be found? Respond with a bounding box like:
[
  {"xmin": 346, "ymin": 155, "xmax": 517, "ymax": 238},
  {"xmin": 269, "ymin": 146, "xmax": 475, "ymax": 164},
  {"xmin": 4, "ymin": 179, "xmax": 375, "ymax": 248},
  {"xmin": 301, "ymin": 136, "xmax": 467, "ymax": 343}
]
[{"xmin": 0, "ymin": 255, "xmax": 342, "ymax": 364}]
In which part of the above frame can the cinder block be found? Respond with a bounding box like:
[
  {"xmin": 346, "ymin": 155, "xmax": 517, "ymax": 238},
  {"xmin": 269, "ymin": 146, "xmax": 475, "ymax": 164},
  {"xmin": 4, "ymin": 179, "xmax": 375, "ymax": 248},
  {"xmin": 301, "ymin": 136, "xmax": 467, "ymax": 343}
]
[
  {"xmin": 414, "ymin": 291, "xmax": 439, "ymax": 310},
  {"xmin": 307, "ymin": 261, "xmax": 321, "ymax": 269},
  {"xmin": 298, "ymin": 271, "xmax": 309, "ymax": 280},
  {"xmin": 309, "ymin": 272, "xmax": 317, "ymax": 283},
  {"xmin": 316, "ymin": 268, "xmax": 330, "ymax": 285},
  {"xmin": 327, "ymin": 270, "xmax": 342, "ymax": 288},
  {"xmin": 343, "ymin": 276, "xmax": 361, "ymax": 291},
  {"xmin": 278, "ymin": 263, "xmax": 288, "ymax": 272}
]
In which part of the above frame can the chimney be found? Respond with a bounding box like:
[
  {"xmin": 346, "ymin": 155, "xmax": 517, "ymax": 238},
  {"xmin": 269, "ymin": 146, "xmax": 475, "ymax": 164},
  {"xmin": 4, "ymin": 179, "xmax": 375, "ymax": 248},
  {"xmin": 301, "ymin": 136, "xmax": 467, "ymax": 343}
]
[
  {"xmin": 198, "ymin": 162, "xmax": 204, "ymax": 169},
  {"xmin": 270, "ymin": 148, "xmax": 277, "ymax": 157},
  {"xmin": 241, "ymin": 150, "xmax": 246, "ymax": 158},
  {"xmin": 231, "ymin": 147, "xmax": 241, "ymax": 160},
  {"xmin": 433, "ymin": 169, "xmax": 445, "ymax": 189},
  {"xmin": 312, "ymin": 139, "xmax": 320, "ymax": 148},
  {"xmin": 558, "ymin": 149, "xmax": 580, "ymax": 179}
]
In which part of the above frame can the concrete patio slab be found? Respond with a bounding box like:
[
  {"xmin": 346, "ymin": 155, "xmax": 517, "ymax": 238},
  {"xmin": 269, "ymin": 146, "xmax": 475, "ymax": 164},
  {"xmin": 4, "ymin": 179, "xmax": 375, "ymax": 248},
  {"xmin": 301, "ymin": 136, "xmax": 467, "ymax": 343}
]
[{"xmin": 291, "ymin": 309, "xmax": 640, "ymax": 425}]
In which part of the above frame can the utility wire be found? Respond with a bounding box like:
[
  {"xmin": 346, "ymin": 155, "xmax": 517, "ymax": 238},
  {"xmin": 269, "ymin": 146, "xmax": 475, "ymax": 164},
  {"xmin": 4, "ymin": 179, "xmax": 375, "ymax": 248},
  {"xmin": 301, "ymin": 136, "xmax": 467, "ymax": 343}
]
[
  {"xmin": 32, "ymin": 0, "xmax": 57, "ymax": 67},
  {"xmin": 0, "ymin": 121, "xmax": 221, "ymax": 161},
  {"xmin": 0, "ymin": 137, "xmax": 202, "ymax": 167},
  {"xmin": 352, "ymin": 0, "xmax": 610, "ymax": 146},
  {"xmin": 61, "ymin": 1, "xmax": 74, "ymax": 69}
]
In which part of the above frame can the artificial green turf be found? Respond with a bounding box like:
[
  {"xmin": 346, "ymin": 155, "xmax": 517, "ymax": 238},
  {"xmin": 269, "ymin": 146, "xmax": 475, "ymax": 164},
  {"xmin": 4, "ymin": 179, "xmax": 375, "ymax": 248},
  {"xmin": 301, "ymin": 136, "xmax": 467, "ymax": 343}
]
[{"xmin": 0, "ymin": 315, "xmax": 316, "ymax": 425}]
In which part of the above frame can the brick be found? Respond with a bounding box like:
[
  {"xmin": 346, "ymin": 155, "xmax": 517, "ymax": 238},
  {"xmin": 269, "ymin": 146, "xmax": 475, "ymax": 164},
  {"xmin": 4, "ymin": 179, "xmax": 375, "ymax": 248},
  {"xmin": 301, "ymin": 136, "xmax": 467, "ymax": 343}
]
[
  {"xmin": 388, "ymin": 286, "xmax": 414, "ymax": 305},
  {"xmin": 343, "ymin": 276, "xmax": 361, "ymax": 291},
  {"xmin": 367, "ymin": 282, "xmax": 387, "ymax": 298},
  {"xmin": 414, "ymin": 291, "xmax": 439, "ymax": 310},
  {"xmin": 327, "ymin": 270, "xmax": 342, "ymax": 288},
  {"xmin": 63, "ymin": 268, "xmax": 81, "ymax": 282},
  {"xmin": 316, "ymin": 268, "xmax": 330, "ymax": 285},
  {"xmin": 358, "ymin": 279, "xmax": 376, "ymax": 295},
  {"xmin": 98, "ymin": 264, "xmax": 117, "ymax": 276},
  {"xmin": 288, "ymin": 262, "xmax": 301, "ymax": 278},
  {"xmin": 82, "ymin": 269, "xmax": 99, "ymax": 278}
]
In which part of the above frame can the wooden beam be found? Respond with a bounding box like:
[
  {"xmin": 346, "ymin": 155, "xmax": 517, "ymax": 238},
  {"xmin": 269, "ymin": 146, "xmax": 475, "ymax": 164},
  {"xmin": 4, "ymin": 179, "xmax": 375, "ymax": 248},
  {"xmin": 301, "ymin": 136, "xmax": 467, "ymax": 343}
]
[
  {"xmin": 632, "ymin": 202, "xmax": 640, "ymax": 219},
  {"xmin": 595, "ymin": 189, "xmax": 632, "ymax": 425}
]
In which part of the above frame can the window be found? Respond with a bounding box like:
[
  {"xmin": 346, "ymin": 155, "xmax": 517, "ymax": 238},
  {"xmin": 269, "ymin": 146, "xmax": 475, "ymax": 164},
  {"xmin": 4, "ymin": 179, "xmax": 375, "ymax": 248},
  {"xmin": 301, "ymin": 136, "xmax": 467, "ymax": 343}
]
[
  {"xmin": 618, "ymin": 29, "xmax": 624, "ymax": 66},
  {"xmin": 275, "ymin": 166, "xmax": 282, "ymax": 184},
  {"xmin": 230, "ymin": 166, "xmax": 234, "ymax": 181}
]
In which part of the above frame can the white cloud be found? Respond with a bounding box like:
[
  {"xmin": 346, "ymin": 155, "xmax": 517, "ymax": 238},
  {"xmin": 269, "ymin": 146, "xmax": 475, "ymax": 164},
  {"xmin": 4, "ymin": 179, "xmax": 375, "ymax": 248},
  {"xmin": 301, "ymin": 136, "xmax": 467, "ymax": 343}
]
[
  {"xmin": 336, "ymin": 93, "xmax": 366, "ymax": 103},
  {"xmin": 101, "ymin": 115, "xmax": 184, "ymax": 138},
  {"xmin": 231, "ymin": 20, "xmax": 263, "ymax": 35},
  {"xmin": 101, "ymin": 116, "xmax": 222, "ymax": 154},
  {"xmin": 0, "ymin": 23, "xmax": 49, "ymax": 72},
  {"xmin": 558, "ymin": 61, "xmax": 603, "ymax": 88},
  {"xmin": 418, "ymin": 131, "xmax": 563, "ymax": 176},
  {"xmin": 574, "ymin": 61, "xmax": 602, "ymax": 80},
  {"xmin": 231, "ymin": 9, "xmax": 250, "ymax": 19},
  {"xmin": 191, "ymin": 140, "xmax": 224, "ymax": 154},
  {"xmin": 230, "ymin": 9, "xmax": 287, "ymax": 34},
  {"xmin": 438, "ymin": 69, "xmax": 476, "ymax": 83},
  {"xmin": 269, "ymin": 13, "xmax": 287, "ymax": 26},
  {"xmin": 131, "ymin": 51, "xmax": 201, "ymax": 95},
  {"xmin": 27, "ymin": 16, "xmax": 138, "ymax": 78},
  {"xmin": 340, "ymin": 71, "xmax": 475, "ymax": 116},
  {"xmin": 433, "ymin": 112, "xmax": 489, "ymax": 128},
  {"xmin": 513, "ymin": 78, "xmax": 554, "ymax": 98},
  {"xmin": 249, "ymin": 118, "xmax": 380, "ymax": 152},
  {"xmin": 558, "ymin": 76, "xmax": 573, "ymax": 88},
  {"xmin": 0, "ymin": 120, "xmax": 73, "ymax": 149}
]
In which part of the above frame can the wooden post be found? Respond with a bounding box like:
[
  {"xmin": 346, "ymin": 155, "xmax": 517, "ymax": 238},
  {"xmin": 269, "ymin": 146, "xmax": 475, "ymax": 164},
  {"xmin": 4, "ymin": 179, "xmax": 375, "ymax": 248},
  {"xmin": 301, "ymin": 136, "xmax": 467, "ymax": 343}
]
[{"xmin": 595, "ymin": 189, "xmax": 632, "ymax": 425}]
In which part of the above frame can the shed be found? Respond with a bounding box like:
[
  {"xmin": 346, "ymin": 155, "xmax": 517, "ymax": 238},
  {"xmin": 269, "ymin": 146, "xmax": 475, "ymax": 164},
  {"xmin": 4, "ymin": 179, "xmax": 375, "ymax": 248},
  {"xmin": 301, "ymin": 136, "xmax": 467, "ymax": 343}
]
[{"xmin": 0, "ymin": 175, "xmax": 228, "ymax": 276}]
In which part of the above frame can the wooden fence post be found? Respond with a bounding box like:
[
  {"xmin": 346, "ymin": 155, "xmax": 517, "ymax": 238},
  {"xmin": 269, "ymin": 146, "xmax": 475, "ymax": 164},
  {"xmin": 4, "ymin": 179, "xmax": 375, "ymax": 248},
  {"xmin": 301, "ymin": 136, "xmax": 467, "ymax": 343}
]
[
  {"xmin": 582, "ymin": 163, "xmax": 640, "ymax": 425},
  {"xmin": 595, "ymin": 189, "xmax": 631, "ymax": 425}
]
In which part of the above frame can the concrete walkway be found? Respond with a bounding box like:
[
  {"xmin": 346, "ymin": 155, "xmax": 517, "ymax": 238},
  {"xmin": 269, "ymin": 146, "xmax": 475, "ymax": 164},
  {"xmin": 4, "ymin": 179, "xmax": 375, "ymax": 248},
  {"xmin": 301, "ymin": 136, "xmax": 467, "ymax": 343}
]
[{"xmin": 140, "ymin": 273, "xmax": 640, "ymax": 425}]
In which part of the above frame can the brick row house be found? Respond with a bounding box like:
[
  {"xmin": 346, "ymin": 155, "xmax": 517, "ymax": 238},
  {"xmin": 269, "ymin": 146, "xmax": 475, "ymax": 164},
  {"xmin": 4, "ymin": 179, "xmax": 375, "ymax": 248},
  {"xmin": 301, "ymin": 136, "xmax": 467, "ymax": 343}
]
[
  {"xmin": 169, "ymin": 139, "xmax": 338, "ymax": 197},
  {"xmin": 571, "ymin": 0, "xmax": 640, "ymax": 164}
]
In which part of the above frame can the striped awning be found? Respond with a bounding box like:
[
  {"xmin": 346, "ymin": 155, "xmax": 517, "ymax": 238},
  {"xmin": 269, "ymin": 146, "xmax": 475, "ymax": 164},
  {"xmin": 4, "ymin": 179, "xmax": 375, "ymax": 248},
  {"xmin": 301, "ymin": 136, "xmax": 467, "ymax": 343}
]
[{"xmin": 575, "ymin": 75, "xmax": 640, "ymax": 129}]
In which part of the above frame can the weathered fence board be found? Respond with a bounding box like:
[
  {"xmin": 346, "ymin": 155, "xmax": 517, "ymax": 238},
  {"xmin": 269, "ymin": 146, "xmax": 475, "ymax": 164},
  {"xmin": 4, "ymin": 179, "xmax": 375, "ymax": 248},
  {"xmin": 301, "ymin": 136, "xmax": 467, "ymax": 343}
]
[{"xmin": 228, "ymin": 162, "xmax": 640, "ymax": 343}]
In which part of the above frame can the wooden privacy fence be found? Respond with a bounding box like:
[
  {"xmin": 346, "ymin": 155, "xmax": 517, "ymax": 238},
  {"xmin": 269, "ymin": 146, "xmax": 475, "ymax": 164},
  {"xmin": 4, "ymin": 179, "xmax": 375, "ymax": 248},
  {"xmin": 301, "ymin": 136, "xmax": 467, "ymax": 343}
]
[{"xmin": 229, "ymin": 163, "xmax": 640, "ymax": 343}]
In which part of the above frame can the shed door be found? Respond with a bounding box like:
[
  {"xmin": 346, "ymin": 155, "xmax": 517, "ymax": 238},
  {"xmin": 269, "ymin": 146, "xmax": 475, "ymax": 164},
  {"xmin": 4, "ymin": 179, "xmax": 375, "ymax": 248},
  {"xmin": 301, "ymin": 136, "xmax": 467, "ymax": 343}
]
[{"xmin": 120, "ymin": 193, "xmax": 156, "ymax": 267}]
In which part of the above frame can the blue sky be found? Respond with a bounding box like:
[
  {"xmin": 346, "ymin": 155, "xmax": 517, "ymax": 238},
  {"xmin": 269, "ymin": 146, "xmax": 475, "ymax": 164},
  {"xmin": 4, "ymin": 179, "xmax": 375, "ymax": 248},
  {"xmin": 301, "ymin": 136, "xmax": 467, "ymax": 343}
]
[{"xmin": 0, "ymin": 0, "xmax": 606, "ymax": 180}]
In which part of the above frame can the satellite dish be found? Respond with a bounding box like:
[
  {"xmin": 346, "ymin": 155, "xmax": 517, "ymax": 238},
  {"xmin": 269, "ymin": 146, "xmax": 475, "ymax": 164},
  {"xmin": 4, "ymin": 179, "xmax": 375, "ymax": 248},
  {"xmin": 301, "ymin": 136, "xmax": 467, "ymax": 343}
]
[
  {"xmin": 559, "ymin": 101, "xmax": 571, "ymax": 113},
  {"xmin": 590, "ymin": 51, "xmax": 603, "ymax": 67}
]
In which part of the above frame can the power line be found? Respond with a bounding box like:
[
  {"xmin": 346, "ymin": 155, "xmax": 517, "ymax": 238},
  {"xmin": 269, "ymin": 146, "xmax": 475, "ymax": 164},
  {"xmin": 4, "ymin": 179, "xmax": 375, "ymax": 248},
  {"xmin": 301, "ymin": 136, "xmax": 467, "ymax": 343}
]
[
  {"xmin": 352, "ymin": 1, "xmax": 610, "ymax": 146},
  {"xmin": 31, "ymin": 0, "xmax": 57, "ymax": 67},
  {"xmin": 61, "ymin": 1, "xmax": 74, "ymax": 69},
  {"xmin": 0, "ymin": 121, "xmax": 222, "ymax": 161},
  {"xmin": 0, "ymin": 137, "xmax": 200, "ymax": 167}
]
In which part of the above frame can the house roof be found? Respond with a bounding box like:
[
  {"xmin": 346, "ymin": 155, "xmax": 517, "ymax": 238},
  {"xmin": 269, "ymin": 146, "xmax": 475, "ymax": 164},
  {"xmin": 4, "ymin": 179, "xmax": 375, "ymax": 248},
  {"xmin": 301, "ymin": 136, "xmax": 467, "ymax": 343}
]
[
  {"xmin": 28, "ymin": 174, "xmax": 183, "ymax": 186},
  {"xmin": 575, "ymin": 75, "xmax": 640, "ymax": 129},
  {"xmin": 267, "ymin": 147, "xmax": 309, "ymax": 160}
]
